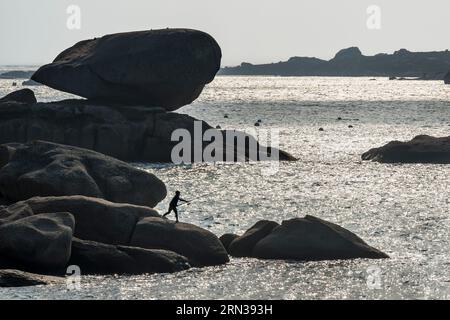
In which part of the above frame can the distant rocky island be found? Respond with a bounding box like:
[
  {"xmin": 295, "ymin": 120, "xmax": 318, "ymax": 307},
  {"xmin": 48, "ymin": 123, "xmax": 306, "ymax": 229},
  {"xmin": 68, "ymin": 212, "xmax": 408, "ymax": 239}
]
[{"xmin": 220, "ymin": 47, "xmax": 450, "ymax": 80}]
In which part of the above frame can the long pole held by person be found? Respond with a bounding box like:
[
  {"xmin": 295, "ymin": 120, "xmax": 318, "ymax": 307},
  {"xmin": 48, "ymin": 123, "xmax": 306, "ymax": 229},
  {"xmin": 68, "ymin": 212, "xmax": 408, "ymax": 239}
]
[{"xmin": 162, "ymin": 190, "xmax": 190, "ymax": 223}]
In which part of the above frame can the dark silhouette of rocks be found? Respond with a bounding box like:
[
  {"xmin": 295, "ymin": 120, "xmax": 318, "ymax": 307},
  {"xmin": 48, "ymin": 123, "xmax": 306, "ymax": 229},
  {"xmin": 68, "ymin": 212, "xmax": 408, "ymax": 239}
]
[
  {"xmin": 0, "ymin": 141, "xmax": 167, "ymax": 207},
  {"xmin": 220, "ymin": 47, "xmax": 450, "ymax": 79},
  {"xmin": 22, "ymin": 79, "xmax": 41, "ymax": 86},
  {"xmin": 32, "ymin": 29, "xmax": 221, "ymax": 110},
  {"xmin": 445, "ymin": 71, "xmax": 450, "ymax": 84},
  {"xmin": 130, "ymin": 217, "xmax": 229, "ymax": 267},
  {"xmin": 0, "ymin": 88, "xmax": 36, "ymax": 104},
  {"xmin": 0, "ymin": 269, "xmax": 62, "ymax": 287},
  {"xmin": 0, "ymin": 71, "xmax": 35, "ymax": 79},
  {"xmin": 362, "ymin": 135, "xmax": 450, "ymax": 164},
  {"xmin": 0, "ymin": 94, "xmax": 296, "ymax": 163},
  {"xmin": 69, "ymin": 238, "xmax": 190, "ymax": 275},
  {"xmin": 219, "ymin": 233, "xmax": 239, "ymax": 252},
  {"xmin": 0, "ymin": 212, "xmax": 74, "ymax": 270},
  {"xmin": 221, "ymin": 216, "xmax": 388, "ymax": 261}
]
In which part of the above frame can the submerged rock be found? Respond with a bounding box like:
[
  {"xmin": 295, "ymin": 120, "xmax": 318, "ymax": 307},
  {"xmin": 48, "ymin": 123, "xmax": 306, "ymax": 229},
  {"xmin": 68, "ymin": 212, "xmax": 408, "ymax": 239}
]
[
  {"xmin": 32, "ymin": 29, "xmax": 221, "ymax": 110},
  {"xmin": 0, "ymin": 196, "xmax": 159, "ymax": 245},
  {"xmin": 228, "ymin": 220, "xmax": 279, "ymax": 257},
  {"xmin": 0, "ymin": 212, "xmax": 74, "ymax": 270},
  {"xmin": 0, "ymin": 88, "xmax": 36, "ymax": 104},
  {"xmin": 361, "ymin": 135, "xmax": 450, "ymax": 164},
  {"xmin": 69, "ymin": 238, "xmax": 190, "ymax": 275},
  {"xmin": 130, "ymin": 217, "xmax": 229, "ymax": 267},
  {"xmin": 0, "ymin": 141, "xmax": 166, "ymax": 206},
  {"xmin": 0, "ymin": 269, "xmax": 63, "ymax": 287},
  {"xmin": 252, "ymin": 216, "xmax": 388, "ymax": 261}
]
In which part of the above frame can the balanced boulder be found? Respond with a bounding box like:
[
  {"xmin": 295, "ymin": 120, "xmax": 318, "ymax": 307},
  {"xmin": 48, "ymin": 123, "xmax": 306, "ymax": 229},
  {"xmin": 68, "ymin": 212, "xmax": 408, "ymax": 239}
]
[
  {"xmin": 0, "ymin": 140, "xmax": 166, "ymax": 206},
  {"xmin": 228, "ymin": 220, "xmax": 279, "ymax": 257},
  {"xmin": 69, "ymin": 238, "xmax": 190, "ymax": 275},
  {"xmin": 0, "ymin": 212, "xmax": 74, "ymax": 270},
  {"xmin": 32, "ymin": 29, "xmax": 221, "ymax": 110},
  {"xmin": 0, "ymin": 196, "xmax": 159, "ymax": 245},
  {"xmin": 361, "ymin": 135, "xmax": 450, "ymax": 164},
  {"xmin": 253, "ymin": 215, "xmax": 388, "ymax": 261},
  {"xmin": 130, "ymin": 217, "xmax": 229, "ymax": 267}
]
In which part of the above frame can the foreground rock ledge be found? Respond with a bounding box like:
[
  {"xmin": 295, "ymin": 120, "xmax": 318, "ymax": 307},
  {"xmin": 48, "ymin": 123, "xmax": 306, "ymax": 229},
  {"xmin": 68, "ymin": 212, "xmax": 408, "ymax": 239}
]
[
  {"xmin": 32, "ymin": 29, "xmax": 221, "ymax": 110},
  {"xmin": 0, "ymin": 140, "xmax": 167, "ymax": 206},
  {"xmin": 223, "ymin": 215, "xmax": 388, "ymax": 261},
  {"xmin": 0, "ymin": 269, "xmax": 63, "ymax": 287},
  {"xmin": 362, "ymin": 135, "xmax": 450, "ymax": 164}
]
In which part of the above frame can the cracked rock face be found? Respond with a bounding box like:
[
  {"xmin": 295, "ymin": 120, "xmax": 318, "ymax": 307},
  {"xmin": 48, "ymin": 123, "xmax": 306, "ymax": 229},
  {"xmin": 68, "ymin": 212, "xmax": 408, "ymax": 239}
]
[{"xmin": 31, "ymin": 29, "xmax": 222, "ymax": 110}]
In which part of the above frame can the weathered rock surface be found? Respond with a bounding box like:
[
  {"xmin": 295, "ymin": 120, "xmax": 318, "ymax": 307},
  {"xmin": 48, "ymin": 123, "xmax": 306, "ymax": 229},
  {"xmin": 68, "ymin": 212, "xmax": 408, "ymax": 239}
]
[
  {"xmin": 32, "ymin": 29, "xmax": 221, "ymax": 110},
  {"xmin": 252, "ymin": 215, "xmax": 388, "ymax": 261},
  {"xmin": 69, "ymin": 238, "xmax": 190, "ymax": 275},
  {"xmin": 0, "ymin": 88, "xmax": 36, "ymax": 104},
  {"xmin": 219, "ymin": 233, "xmax": 239, "ymax": 252},
  {"xmin": 130, "ymin": 217, "xmax": 229, "ymax": 267},
  {"xmin": 0, "ymin": 141, "xmax": 166, "ymax": 206},
  {"xmin": 0, "ymin": 212, "xmax": 74, "ymax": 270},
  {"xmin": 0, "ymin": 97, "xmax": 296, "ymax": 162},
  {"xmin": 0, "ymin": 196, "xmax": 159, "ymax": 245},
  {"xmin": 361, "ymin": 135, "xmax": 450, "ymax": 164},
  {"xmin": 0, "ymin": 269, "xmax": 63, "ymax": 287},
  {"xmin": 228, "ymin": 220, "xmax": 279, "ymax": 257}
]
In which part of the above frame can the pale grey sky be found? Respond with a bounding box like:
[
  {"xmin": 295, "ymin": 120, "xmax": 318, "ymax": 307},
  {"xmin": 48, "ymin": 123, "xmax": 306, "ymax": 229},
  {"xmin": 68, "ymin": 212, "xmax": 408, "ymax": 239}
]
[{"xmin": 0, "ymin": 0, "xmax": 449, "ymax": 66}]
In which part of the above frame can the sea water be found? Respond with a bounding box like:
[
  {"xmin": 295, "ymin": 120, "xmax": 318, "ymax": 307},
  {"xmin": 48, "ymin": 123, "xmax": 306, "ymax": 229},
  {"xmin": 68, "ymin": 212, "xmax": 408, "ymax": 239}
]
[{"xmin": 0, "ymin": 75, "xmax": 449, "ymax": 299}]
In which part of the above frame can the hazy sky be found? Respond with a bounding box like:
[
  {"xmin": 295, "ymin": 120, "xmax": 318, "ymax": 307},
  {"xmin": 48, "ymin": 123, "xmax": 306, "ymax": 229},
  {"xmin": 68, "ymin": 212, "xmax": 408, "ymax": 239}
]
[{"xmin": 1, "ymin": 0, "xmax": 449, "ymax": 66}]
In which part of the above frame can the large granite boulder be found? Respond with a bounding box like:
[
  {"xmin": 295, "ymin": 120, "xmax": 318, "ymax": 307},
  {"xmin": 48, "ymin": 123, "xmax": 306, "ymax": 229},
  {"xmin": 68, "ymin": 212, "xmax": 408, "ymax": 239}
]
[
  {"xmin": 252, "ymin": 215, "xmax": 388, "ymax": 261},
  {"xmin": 0, "ymin": 212, "xmax": 74, "ymax": 270},
  {"xmin": 0, "ymin": 269, "xmax": 63, "ymax": 287},
  {"xmin": 130, "ymin": 217, "xmax": 229, "ymax": 267},
  {"xmin": 445, "ymin": 71, "xmax": 450, "ymax": 84},
  {"xmin": 362, "ymin": 135, "xmax": 450, "ymax": 164},
  {"xmin": 69, "ymin": 238, "xmax": 190, "ymax": 275},
  {"xmin": 0, "ymin": 97, "xmax": 296, "ymax": 163},
  {"xmin": 0, "ymin": 89, "xmax": 36, "ymax": 104},
  {"xmin": 32, "ymin": 29, "xmax": 221, "ymax": 110},
  {"xmin": 228, "ymin": 220, "xmax": 279, "ymax": 257},
  {"xmin": 0, "ymin": 140, "xmax": 166, "ymax": 206},
  {"xmin": 0, "ymin": 196, "xmax": 159, "ymax": 245}
]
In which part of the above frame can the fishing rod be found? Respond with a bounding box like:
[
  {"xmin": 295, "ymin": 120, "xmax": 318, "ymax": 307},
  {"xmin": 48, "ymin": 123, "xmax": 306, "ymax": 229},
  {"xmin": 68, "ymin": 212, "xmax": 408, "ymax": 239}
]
[{"xmin": 177, "ymin": 193, "xmax": 210, "ymax": 207}]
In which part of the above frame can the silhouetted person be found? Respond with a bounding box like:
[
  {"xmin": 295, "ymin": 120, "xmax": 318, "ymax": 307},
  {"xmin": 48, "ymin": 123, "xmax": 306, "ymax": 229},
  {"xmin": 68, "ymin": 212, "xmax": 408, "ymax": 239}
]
[{"xmin": 163, "ymin": 191, "xmax": 189, "ymax": 222}]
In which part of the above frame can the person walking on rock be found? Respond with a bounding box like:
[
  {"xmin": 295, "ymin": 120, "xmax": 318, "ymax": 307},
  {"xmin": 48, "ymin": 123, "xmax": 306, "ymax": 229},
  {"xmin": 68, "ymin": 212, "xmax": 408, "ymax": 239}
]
[{"xmin": 163, "ymin": 191, "xmax": 189, "ymax": 223}]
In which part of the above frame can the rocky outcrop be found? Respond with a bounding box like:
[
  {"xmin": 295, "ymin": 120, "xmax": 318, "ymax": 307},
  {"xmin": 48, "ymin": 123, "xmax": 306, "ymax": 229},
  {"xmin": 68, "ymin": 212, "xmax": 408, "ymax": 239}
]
[
  {"xmin": 69, "ymin": 238, "xmax": 190, "ymax": 275},
  {"xmin": 0, "ymin": 212, "xmax": 74, "ymax": 270},
  {"xmin": 252, "ymin": 216, "xmax": 388, "ymax": 261},
  {"xmin": 130, "ymin": 217, "xmax": 229, "ymax": 267},
  {"xmin": 220, "ymin": 47, "xmax": 450, "ymax": 79},
  {"xmin": 0, "ymin": 269, "xmax": 63, "ymax": 287},
  {"xmin": 0, "ymin": 88, "xmax": 36, "ymax": 104},
  {"xmin": 0, "ymin": 141, "xmax": 166, "ymax": 206},
  {"xmin": 228, "ymin": 220, "xmax": 279, "ymax": 257},
  {"xmin": 0, "ymin": 96, "xmax": 296, "ymax": 163},
  {"xmin": 0, "ymin": 196, "xmax": 159, "ymax": 245},
  {"xmin": 0, "ymin": 71, "xmax": 35, "ymax": 79},
  {"xmin": 361, "ymin": 135, "xmax": 450, "ymax": 164},
  {"xmin": 32, "ymin": 29, "xmax": 221, "ymax": 110},
  {"xmin": 445, "ymin": 71, "xmax": 450, "ymax": 84}
]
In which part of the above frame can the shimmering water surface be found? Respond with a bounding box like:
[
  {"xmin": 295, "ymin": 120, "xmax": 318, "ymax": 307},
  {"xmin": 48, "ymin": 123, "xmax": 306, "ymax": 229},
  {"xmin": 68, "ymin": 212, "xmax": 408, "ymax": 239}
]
[{"xmin": 0, "ymin": 75, "xmax": 449, "ymax": 299}]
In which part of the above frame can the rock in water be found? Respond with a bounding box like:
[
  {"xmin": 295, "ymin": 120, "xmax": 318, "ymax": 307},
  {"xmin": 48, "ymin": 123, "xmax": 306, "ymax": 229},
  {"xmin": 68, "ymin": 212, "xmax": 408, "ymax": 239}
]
[
  {"xmin": 0, "ymin": 212, "xmax": 74, "ymax": 270},
  {"xmin": 0, "ymin": 196, "xmax": 159, "ymax": 245},
  {"xmin": 361, "ymin": 135, "xmax": 450, "ymax": 164},
  {"xmin": 252, "ymin": 215, "xmax": 388, "ymax": 261},
  {"xmin": 69, "ymin": 238, "xmax": 190, "ymax": 275},
  {"xmin": 219, "ymin": 233, "xmax": 239, "ymax": 252},
  {"xmin": 0, "ymin": 141, "xmax": 166, "ymax": 206},
  {"xmin": 445, "ymin": 71, "xmax": 450, "ymax": 84},
  {"xmin": 0, "ymin": 89, "xmax": 37, "ymax": 104},
  {"xmin": 130, "ymin": 217, "xmax": 229, "ymax": 267},
  {"xmin": 32, "ymin": 29, "xmax": 221, "ymax": 110},
  {"xmin": 228, "ymin": 220, "xmax": 279, "ymax": 257},
  {"xmin": 0, "ymin": 269, "xmax": 63, "ymax": 287}
]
